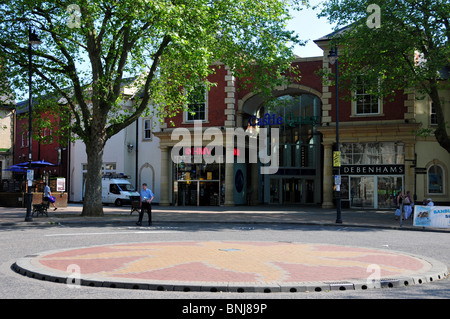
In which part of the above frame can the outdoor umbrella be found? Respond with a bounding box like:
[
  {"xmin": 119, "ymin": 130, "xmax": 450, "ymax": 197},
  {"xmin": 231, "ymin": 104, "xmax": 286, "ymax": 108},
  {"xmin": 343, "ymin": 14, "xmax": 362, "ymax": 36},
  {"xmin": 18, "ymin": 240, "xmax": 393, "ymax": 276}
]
[
  {"xmin": 14, "ymin": 160, "xmax": 56, "ymax": 169},
  {"xmin": 4, "ymin": 166, "xmax": 27, "ymax": 173}
]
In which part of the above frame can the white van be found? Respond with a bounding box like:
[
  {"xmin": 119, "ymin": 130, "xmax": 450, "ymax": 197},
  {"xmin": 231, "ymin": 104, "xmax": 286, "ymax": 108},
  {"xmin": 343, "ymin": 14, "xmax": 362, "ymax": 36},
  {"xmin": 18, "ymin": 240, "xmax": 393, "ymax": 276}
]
[{"xmin": 101, "ymin": 174, "xmax": 140, "ymax": 206}]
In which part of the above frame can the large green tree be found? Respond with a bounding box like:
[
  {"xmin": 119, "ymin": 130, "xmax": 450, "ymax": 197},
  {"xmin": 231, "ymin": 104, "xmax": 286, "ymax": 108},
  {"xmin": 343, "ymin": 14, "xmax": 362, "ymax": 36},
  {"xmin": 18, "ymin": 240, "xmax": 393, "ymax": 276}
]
[
  {"xmin": 0, "ymin": 0, "xmax": 303, "ymax": 216},
  {"xmin": 317, "ymin": 0, "xmax": 450, "ymax": 152}
]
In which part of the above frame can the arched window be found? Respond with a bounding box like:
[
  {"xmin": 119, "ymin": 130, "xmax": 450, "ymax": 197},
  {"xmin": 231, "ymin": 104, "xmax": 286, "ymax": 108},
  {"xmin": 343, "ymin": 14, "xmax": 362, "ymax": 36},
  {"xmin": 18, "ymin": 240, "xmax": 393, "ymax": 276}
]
[{"xmin": 427, "ymin": 164, "xmax": 444, "ymax": 194}]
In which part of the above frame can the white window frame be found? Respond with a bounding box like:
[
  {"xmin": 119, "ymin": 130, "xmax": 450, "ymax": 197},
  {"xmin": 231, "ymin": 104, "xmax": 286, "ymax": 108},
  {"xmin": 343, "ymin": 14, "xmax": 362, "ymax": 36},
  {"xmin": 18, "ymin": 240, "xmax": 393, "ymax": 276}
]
[
  {"xmin": 351, "ymin": 77, "xmax": 383, "ymax": 117},
  {"xmin": 184, "ymin": 85, "xmax": 208, "ymax": 123},
  {"xmin": 427, "ymin": 164, "xmax": 445, "ymax": 195},
  {"xmin": 430, "ymin": 102, "xmax": 438, "ymax": 126},
  {"xmin": 142, "ymin": 118, "xmax": 152, "ymax": 141}
]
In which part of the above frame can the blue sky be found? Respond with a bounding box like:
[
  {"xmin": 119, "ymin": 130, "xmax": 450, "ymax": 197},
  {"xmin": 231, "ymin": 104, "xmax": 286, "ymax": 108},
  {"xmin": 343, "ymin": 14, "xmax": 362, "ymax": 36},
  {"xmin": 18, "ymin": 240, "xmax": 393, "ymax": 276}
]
[{"xmin": 287, "ymin": 1, "xmax": 336, "ymax": 57}]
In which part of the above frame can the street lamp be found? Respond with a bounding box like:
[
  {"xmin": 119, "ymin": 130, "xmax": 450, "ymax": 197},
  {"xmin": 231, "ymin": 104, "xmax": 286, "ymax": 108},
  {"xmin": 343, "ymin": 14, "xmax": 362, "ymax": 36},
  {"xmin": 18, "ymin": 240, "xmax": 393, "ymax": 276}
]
[
  {"xmin": 24, "ymin": 26, "xmax": 42, "ymax": 222},
  {"xmin": 328, "ymin": 45, "xmax": 342, "ymax": 224}
]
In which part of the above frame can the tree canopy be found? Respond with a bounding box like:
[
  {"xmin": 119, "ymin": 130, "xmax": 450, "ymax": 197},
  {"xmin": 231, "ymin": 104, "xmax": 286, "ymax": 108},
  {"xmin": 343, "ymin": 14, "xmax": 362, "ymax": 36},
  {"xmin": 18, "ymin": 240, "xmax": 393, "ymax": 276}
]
[
  {"xmin": 316, "ymin": 0, "xmax": 450, "ymax": 152},
  {"xmin": 0, "ymin": 0, "xmax": 304, "ymax": 215}
]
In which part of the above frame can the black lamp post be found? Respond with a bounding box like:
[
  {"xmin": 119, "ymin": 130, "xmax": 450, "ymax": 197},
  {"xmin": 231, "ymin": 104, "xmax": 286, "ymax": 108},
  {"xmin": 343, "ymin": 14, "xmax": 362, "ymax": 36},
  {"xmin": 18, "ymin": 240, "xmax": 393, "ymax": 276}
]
[
  {"xmin": 328, "ymin": 45, "xmax": 342, "ymax": 224},
  {"xmin": 24, "ymin": 26, "xmax": 42, "ymax": 222}
]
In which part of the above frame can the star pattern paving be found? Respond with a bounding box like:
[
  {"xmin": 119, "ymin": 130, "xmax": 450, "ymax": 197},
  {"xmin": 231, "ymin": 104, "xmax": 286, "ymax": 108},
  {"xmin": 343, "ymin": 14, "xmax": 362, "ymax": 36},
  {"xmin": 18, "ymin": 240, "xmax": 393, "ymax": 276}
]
[{"xmin": 37, "ymin": 241, "xmax": 430, "ymax": 283}]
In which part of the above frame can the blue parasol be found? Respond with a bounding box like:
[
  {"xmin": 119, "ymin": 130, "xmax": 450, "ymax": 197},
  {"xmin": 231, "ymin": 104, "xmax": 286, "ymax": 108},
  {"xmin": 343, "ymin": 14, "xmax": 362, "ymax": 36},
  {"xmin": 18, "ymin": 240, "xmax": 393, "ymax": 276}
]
[{"xmin": 14, "ymin": 160, "xmax": 56, "ymax": 169}]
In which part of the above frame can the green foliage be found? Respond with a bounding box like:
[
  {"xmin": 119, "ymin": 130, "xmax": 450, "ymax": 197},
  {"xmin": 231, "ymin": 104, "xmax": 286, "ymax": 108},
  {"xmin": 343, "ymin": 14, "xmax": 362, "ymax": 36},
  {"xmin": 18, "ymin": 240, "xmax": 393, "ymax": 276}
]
[
  {"xmin": 0, "ymin": 0, "xmax": 303, "ymax": 144},
  {"xmin": 317, "ymin": 0, "xmax": 450, "ymax": 153}
]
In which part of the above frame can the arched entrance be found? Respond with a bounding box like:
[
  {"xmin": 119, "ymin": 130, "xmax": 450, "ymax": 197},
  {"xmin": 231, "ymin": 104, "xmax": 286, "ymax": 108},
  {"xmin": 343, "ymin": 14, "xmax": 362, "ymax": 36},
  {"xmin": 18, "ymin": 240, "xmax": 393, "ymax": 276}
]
[{"xmin": 239, "ymin": 88, "xmax": 323, "ymax": 205}]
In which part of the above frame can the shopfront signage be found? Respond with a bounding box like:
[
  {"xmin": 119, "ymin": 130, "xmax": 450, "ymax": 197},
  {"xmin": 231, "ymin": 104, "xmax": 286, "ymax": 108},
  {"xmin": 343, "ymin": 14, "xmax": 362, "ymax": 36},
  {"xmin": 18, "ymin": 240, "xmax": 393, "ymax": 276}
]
[
  {"xmin": 183, "ymin": 146, "xmax": 240, "ymax": 157},
  {"xmin": 341, "ymin": 164, "xmax": 405, "ymax": 175}
]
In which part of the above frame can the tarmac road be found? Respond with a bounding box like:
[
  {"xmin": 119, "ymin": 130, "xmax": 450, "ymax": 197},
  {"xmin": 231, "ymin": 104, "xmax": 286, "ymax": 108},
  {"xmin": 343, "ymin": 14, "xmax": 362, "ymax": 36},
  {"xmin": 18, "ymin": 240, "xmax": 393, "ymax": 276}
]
[{"xmin": 1, "ymin": 221, "xmax": 449, "ymax": 300}]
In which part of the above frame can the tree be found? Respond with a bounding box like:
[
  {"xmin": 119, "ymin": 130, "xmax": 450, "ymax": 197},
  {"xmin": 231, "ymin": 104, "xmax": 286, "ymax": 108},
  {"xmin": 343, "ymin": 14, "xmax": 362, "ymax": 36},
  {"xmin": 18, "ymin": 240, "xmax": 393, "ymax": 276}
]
[
  {"xmin": 0, "ymin": 0, "xmax": 303, "ymax": 216},
  {"xmin": 316, "ymin": 0, "xmax": 450, "ymax": 152}
]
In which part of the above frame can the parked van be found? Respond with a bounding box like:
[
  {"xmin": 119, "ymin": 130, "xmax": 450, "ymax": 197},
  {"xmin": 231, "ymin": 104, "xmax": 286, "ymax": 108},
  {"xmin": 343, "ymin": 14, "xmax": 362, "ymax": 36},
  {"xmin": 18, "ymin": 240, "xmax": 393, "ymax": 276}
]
[{"xmin": 102, "ymin": 174, "xmax": 140, "ymax": 206}]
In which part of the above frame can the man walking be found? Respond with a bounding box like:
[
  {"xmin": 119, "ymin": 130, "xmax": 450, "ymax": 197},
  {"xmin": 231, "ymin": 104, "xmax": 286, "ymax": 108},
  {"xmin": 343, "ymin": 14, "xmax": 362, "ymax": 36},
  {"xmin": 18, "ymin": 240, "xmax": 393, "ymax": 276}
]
[
  {"xmin": 43, "ymin": 182, "xmax": 57, "ymax": 211},
  {"xmin": 136, "ymin": 183, "xmax": 154, "ymax": 226}
]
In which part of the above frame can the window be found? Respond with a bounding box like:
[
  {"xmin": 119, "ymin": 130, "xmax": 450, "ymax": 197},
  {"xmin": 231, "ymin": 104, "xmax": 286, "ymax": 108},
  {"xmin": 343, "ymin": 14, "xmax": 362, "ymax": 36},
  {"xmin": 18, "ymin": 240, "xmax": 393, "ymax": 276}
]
[
  {"xmin": 428, "ymin": 164, "xmax": 444, "ymax": 194},
  {"xmin": 110, "ymin": 184, "xmax": 120, "ymax": 194},
  {"xmin": 354, "ymin": 77, "xmax": 381, "ymax": 115},
  {"xmin": 340, "ymin": 142, "xmax": 404, "ymax": 165},
  {"xmin": 143, "ymin": 119, "xmax": 152, "ymax": 140},
  {"xmin": 186, "ymin": 85, "xmax": 207, "ymax": 122},
  {"xmin": 430, "ymin": 102, "xmax": 437, "ymax": 125}
]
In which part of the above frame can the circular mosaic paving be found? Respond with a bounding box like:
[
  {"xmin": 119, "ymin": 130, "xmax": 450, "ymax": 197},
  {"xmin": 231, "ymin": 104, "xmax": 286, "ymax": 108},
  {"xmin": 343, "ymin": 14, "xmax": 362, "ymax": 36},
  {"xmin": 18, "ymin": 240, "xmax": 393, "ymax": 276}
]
[{"xmin": 14, "ymin": 241, "xmax": 448, "ymax": 292}]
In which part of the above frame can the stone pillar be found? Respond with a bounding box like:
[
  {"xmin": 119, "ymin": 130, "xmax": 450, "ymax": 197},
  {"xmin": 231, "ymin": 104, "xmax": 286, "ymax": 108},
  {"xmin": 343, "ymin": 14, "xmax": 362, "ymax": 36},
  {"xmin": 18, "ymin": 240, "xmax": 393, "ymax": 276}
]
[
  {"xmin": 159, "ymin": 146, "xmax": 170, "ymax": 206},
  {"xmin": 224, "ymin": 66, "xmax": 236, "ymax": 127},
  {"xmin": 322, "ymin": 142, "xmax": 334, "ymax": 208},
  {"xmin": 224, "ymin": 162, "xmax": 234, "ymax": 206}
]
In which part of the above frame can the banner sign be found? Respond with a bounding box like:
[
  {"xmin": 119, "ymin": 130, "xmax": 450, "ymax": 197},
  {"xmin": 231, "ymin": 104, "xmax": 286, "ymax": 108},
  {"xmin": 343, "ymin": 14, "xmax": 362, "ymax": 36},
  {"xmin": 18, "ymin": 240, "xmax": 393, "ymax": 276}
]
[{"xmin": 413, "ymin": 205, "xmax": 450, "ymax": 229}]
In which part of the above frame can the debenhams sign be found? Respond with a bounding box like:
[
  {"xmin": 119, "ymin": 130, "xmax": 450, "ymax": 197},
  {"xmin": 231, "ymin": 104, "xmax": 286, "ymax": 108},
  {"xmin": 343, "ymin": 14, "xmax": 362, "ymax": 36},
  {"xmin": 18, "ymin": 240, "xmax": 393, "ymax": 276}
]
[{"xmin": 341, "ymin": 165, "xmax": 405, "ymax": 175}]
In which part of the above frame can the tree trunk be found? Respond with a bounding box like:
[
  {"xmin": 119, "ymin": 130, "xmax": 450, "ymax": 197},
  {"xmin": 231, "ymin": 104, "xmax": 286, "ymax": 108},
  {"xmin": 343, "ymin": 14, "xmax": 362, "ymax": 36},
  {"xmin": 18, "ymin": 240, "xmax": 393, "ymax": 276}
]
[{"xmin": 81, "ymin": 136, "xmax": 106, "ymax": 217}]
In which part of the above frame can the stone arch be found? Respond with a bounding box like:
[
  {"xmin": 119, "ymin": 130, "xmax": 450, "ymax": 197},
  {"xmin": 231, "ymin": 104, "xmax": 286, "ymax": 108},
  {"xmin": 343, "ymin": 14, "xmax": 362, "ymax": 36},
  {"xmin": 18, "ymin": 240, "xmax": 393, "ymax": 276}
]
[
  {"xmin": 237, "ymin": 84, "xmax": 322, "ymax": 127},
  {"xmin": 425, "ymin": 159, "xmax": 448, "ymax": 197},
  {"xmin": 239, "ymin": 84, "xmax": 322, "ymax": 114},
  {"xmin": 139, "ymin": 163, "xmax": 156, "ymax": 193}
]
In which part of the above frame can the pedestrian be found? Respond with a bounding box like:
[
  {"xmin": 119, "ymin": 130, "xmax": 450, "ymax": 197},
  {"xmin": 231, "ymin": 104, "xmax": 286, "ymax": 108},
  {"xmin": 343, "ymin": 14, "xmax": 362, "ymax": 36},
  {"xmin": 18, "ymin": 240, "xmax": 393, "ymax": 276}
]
[
  {"xmin": 136, "ymin": 183, "xmax": 154, "ymax": 226},
  {"xmin": 403, "ymin": 191, "xmax": 412, "ymax": 220},
  {"xmin": 43, "ymin": 182, "xmax": 57, "ymax": 210},
  {"xmin": 395, "ymin": 190, "xmax": 403, "ymax": 220},
  {"xmin": 426, "ymin": 198, "xmax": 434, "ymax": 207}
]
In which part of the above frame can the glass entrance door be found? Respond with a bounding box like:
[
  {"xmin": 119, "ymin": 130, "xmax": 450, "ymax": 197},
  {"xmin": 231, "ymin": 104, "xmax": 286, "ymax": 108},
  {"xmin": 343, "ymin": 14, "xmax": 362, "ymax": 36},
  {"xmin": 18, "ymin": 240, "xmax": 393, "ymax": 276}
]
[
  {"xmin": 350, "ymin": 176, "xmax": 374, "ymax": 208},
  {"xmin": 270, "ymin": 179, "xmax": 281, "ymax": 204},
  {"xmin": 282, "ymin": 178, "xmax": 302, "ymax": 204},
  {"xmin": 377, "ymin": 176, "xmax": 403, "ymax": 209}
]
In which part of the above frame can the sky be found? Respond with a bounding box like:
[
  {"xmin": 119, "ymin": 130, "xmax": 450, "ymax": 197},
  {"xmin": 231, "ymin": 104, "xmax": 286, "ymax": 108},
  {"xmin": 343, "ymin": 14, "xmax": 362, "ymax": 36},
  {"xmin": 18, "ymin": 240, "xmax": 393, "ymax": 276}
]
[{"xmin": 287, "ymin": 1, "xmax": 336, "ymax": 58}]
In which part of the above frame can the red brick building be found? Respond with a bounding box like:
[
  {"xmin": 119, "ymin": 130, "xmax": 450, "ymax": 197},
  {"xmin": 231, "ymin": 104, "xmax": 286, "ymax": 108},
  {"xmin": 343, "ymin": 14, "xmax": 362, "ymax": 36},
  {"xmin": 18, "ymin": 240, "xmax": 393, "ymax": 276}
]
[{"xmin": 14, "ymin": 100, "xmax": 68, "ymax": 190}]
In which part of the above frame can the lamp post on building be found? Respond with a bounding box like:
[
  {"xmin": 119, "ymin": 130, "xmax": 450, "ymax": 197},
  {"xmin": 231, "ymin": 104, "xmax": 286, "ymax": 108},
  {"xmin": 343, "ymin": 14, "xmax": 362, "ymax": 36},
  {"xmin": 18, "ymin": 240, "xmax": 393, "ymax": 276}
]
[
  {"xmin": 328, "ymin": 45, "xmax": 342, "ymax": 224},
  {"xmin": 24, "ymin": 26, "xmax": 42, "ymax": 222}
]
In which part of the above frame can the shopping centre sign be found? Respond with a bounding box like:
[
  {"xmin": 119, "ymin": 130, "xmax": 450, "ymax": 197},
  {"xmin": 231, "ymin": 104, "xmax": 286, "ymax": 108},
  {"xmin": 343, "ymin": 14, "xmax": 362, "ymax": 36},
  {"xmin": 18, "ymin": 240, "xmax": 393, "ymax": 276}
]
[{"xmin": 248, "ymin": 113, "xmax": 320, "ymax": 127}]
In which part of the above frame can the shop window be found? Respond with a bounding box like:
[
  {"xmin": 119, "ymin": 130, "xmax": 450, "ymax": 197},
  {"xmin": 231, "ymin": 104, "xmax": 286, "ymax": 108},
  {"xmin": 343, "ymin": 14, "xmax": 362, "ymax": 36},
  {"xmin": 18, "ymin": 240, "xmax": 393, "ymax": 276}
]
[
  {"xmin": 185, "ymin": 85, "xmax": 207, "ymax": 122},
  {"xmin": 428, "ymin": 164, "xmax": 444, "ymax": 194},
  {"xmin": 340, "ymin": 142, "xmax": 404, "ymax": 165}
]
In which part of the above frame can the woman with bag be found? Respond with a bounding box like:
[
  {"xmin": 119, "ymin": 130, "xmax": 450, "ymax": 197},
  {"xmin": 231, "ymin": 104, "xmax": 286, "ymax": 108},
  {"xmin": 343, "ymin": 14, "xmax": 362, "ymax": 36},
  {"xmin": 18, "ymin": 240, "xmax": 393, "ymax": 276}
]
[{"xmin": 403, "ymin": 191, "xmax": 413, "ymax": 220}]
